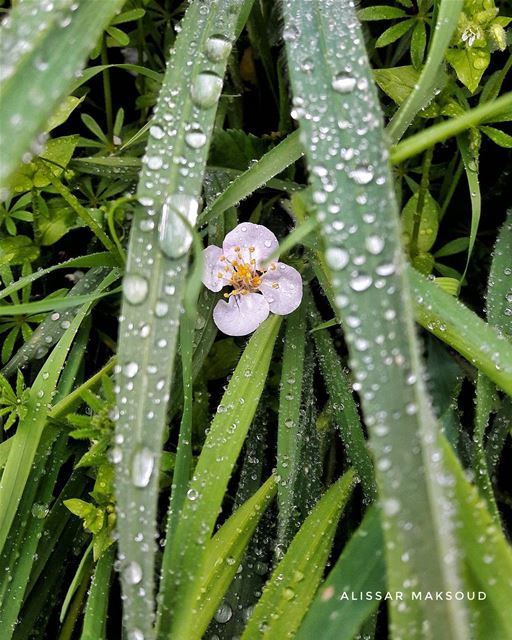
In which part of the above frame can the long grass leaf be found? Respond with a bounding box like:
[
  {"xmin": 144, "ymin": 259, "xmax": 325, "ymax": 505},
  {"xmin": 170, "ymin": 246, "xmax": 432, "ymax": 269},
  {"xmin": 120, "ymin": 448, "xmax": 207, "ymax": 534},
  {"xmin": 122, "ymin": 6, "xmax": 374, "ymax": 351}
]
[
  {"xmin": 241, "ymin": 470, "xmax": 357, "ymax": 639},
  {"xmin": 114, "ymin": 2, "xmax": 253, "ymax": 637},
  {"xmin": 387, "ymin": 0, "xmax": 463, "ymax": 142},
  {"xmin": 0, "ymin": 0, "xmax": 125, "ymax": 188},
  {"xmin": 157, "ymin": 315, "xmax": 281, "ymax": 637},
  {"xmin": 295, "ymin": 506, "xmax": 385, "ymax": 640},
  {"xmin": 282, "ymin": 2, "xmax": 474, "ymax": 636},
  {"xmin": 0, "ymin": 269, "xmax": 117, "ymax": 554},
  {"xmin": 172, "ymin": 476, "xmax": 277, "ymax": 640}
]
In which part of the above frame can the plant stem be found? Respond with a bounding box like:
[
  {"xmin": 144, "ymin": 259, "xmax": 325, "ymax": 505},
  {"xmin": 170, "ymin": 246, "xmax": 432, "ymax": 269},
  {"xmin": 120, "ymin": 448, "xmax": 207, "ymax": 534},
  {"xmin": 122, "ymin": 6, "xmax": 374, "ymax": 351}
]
[
  {"xmin": 101, "ymin": 36, "xmax": 114, "ymax": 144},
  {"xmin": 391, "ymin": 91, "xmax": 512, "ymax": 164}
]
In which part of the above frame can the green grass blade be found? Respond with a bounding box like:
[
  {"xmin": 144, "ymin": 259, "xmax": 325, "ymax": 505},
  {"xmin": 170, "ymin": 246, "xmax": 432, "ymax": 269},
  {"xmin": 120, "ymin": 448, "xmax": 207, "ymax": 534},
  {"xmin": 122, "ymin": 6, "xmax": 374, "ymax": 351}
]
[
  {"xmin": 0, "ymin": 0, "xmax": 125, "ymax": 189},
  {"xmin": 487, "ymin": 210, "xmax": 512, "ymax": 337},
  {"xmin": 441, "ymin": 435, "xmax": 512, "ymax": 639},
  {"xmin": 2, "ymin": 267, "xmax": 108, "ymax": 378},
  {"xmin": 277, "ymin": 305, "xmax": 307, "ymax": 548},
  {"xmin": 113, "ymin": 2, "xmax": 253, "ymax": 637},
  {"xmin": 308, "ymin": 300, "xmax": 376, "ymax": 500},
  {"xmin": 197, "ymin": 130, "xmax": 303, "ymax": 227},
  {"xmin": 171, "ymin": 476, "xmax": 277, "ymax": 640},
  {"xmin": 0, "ymin": 269, "xmax": 118, "ymax": 555},
  {"xmin": 387, "ymin": 0, "xmax": 463, "ymax": 142},
  {"xmin": 241, "ymin": 470, "xmax": 357, "ymax": 640},
  {"xmin": 157, "ymin": 315, "xmax": 281, "ymax": 637},
  {"xmin": 390, "ymin": 92, "xmax": 512, "ymax": 164},
  {"xmin": 282, "ymin": 2, "xmax": 475, "ymax": 637},
  {"xmin": 409, "ymin": 267, "xmax": 512, "ymax": 396},
  {"xmin": 295, "ymin": 506, "xmax": 385, "ymax": 640},
  {"xmin": 80, "ymin": 546, "xmax": 115, "ymax": 640}
]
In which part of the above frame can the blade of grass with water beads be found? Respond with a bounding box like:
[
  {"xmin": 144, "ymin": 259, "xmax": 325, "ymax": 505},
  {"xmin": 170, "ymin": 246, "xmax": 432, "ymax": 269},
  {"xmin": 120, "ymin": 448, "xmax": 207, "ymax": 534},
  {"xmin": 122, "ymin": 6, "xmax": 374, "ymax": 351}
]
[
  {"xmin": 295, "ymin": 505, "xmax": 385, "ymax": 640},
  {"xmin": 113, "ymin": 2, "xmax": 256, "ymax": 637},
  {"xmin": 241, "ymin": 470, "xmax": 357, "ymax": 640},
  {"xmin": 0, "ymin": 0, "xmax": 125, "ymax": 188},
  {"xmin": 282, "ymin": 1, "xmax": 473, "ymax": 637}
]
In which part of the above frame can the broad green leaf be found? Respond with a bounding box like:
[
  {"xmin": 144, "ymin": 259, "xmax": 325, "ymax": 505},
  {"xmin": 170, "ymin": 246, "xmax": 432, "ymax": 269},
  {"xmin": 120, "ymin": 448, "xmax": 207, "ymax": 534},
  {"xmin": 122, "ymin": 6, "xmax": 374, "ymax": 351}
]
[
  {"xmin": 481, "ymin": 125, "xmax": 512, "ymax": 148},
  {"xmin": 241, "ymin": 470, "xmax": 357, "ymax": 639},
  {"xmin": 434, "ymin": 237, "xmax": 470, "ymax": 257},
  {"xmin": 446, "ymin": 47, "xmax": 491, "ymax": 93},
  {"xmin": 0, "ymin": 235, "xmax": 40, "ymax": 265},
  {"xmin": 295, "ymin": 506, "xmax": 385, "ymax": 640},
  {"xmin": 46, "ymin": 96, "xmax": 84, "ymax": 132},
  {"xmin": 0, "ymin": 0, "xmax": 126, "ymax": 189},
  {"xmin": 358, "ymin": 6, "xmax": 407, "ymax": 21}
]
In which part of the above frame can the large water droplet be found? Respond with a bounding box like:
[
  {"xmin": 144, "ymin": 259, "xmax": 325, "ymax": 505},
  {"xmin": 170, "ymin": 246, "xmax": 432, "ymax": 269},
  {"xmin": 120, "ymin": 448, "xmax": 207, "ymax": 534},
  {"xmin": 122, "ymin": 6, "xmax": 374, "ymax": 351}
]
[
  {"xmin": 332, "ymin": 72, "xmax": 357, "ymax": 93},
  {"xmin": 131, "ymin": 447, "xmax": 155, "ymax": 488},
  {"xmin": 123, "ymin": 362, "xmax": 139, "ymax": 379},
  {"xmin": 214, "ymin": 601, "xmax": 233, "ymax": 623},
  {"xmin": 349, "ymin": 164, "xmax": 374, "ymax": 185},
  {"xmin": 365, "ymin": 235, "xmax": 384, "ymax": 255},
  {"xmin": 159, "ymin": 194, "xmax": 199, "ymax": 259},
  {"xmin": 123, "ymin": 561, "xmax": 142, "ymax": 585},
  {"xmin": 128, "ymin": 631, "xmax": 144, "ymax": 640},
  {"xmin": 325, "ymin": 246, "xmax": 349, "ymax": 271},
  {"xmin": 190, "ymin": 72, "xmax": 223, "ymax": 109},
  {"xmin": 124, "ymin": 274, "xmax": 149, "ymax": 305},
  {"xmin": 205, "ymin": 35, "xmax": 232, "ymax": 63},
  {"xmin": 185, "ymin": 127, "xmax": 207, "ymax": 149},
  {"xmin": 350, "ymin": 273, "xmax": 373, "ymax": 292}
]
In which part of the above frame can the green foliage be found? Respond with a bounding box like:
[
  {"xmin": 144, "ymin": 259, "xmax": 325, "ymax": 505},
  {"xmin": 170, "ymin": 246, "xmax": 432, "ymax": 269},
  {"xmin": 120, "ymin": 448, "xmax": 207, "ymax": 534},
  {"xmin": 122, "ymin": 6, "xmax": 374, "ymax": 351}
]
[{"xmin": 0, "ymin": 1, "xmax": 511, "ymax": 639}]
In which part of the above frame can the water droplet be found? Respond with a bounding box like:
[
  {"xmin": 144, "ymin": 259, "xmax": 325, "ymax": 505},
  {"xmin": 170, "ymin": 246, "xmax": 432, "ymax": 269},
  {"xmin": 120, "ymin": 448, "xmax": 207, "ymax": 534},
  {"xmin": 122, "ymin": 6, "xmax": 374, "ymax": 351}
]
[
  {"xmin": 149, "ymin": 124, "xmax": 165, "ymax": 140},
  {"xmin": 155, "ymin": 300, "xmax": 169, "ymax": 317},
  {"xmin": 123, "ymin": 362, "xmax": 139, "ymax": 378},
  {"xmin": 365, "ymin": 235, "xmax": 384, "ymax": 255},
  {"xmin": 131, "ymin": 447, "xmax": 155, "ymax": 488},
  {"xmin": 187, "ymin": 488, "xmax": 199, "ymax": 501},
  {"xmin": 123, "ymin": 561, "xmax": 142, "ymax": 585},
  {"xmin": 205, "ymin": 34, "xmax": 232, "ymax": 63},
  {"xmin": 332, "ymin": 72, "xmax": 356, "ymax": 93},
  {"xmin": 325, "ymin": 247, "xmax": 349, "ymax": 271},
  {"xmin": 350, "ymin": 273, "xmax": 373, "ymax": 292},
  {"xmin": 128, "ymin": 630, "xmax": 144, "ymax": 640},
  {"xmin": 383, "ymin": 497, "xmax": 401, "ymax": 516},
  {"xmin": 146, "ymin": 155, "xmax": 163, "ymax": 170},
  {"xmin": 349, "ymin": 165, "xmax": 374, "ymax": 185},
  {"xmin": 185, "ymin": 127, "xmax": 207, "ymax": 149},
  {"xmin": 159, "ymin": 194, "xmax": 199, "ymax": 259},
  {"xmin": 214, "ymin": 601, "xmax": 233, "ymax": 623},
  {"xmin": 190, "ymin": 71, "xmax": 223, "ymax": 109},
  {"xmin": 124, "ymin": 274, "xmax": 149, "ymax": 305}
]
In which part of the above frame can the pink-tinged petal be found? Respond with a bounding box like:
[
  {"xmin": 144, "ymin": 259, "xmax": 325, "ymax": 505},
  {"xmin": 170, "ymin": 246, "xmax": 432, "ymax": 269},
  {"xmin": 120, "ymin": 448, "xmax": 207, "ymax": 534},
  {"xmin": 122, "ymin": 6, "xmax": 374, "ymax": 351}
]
[
  {"xmin": 213, "ymin": 292, "xmax": 270, "ymax": 336},
  {"xmin": 202, "ymin": 245, "xmax": 229, "ymax": 292},
  {"xmin": 259, "ymin": 262, "xmax": 303, "ymax": 315},
  {"xmin": 222, "ymin": 222, "xmax": 279, "ymax": 268}
]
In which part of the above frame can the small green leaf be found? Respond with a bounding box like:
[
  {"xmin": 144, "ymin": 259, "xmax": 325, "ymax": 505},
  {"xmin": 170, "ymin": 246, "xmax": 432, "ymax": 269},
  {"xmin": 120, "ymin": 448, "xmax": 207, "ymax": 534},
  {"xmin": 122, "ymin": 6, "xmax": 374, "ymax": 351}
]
[
  {"xmin": 45, "ymin": 96, "xmax": 84, "ymax": 132},
  {"xmin": 480, "ymin": 125, "xmax": 512, "ymax": 148},
  {"xmin": 0, "ymin": 236, "xmax": 40, "ymax": 265},
  {"xmin": 357, "ymin": 6, "xmax": 407, "ymax": 21},
  {"xmin": 434, "ymin": 237, "xmax": 470, "ymax": 257},
  {"xmin": 446, "ymin": 47, "xmax": 491, "ymax": 93},
  {"xmin": 402, "ymin": 190, "xmax": 440, "ymax": 252},
  {"xmin": 375, "ymin": 18, "xmax": 415, "ymax": 48},
  {"xmin": 38, "ymin": 198, "xmax": 77, "ymax": 246},
  {"xmin": 411, "ymin": 20, "xmax": 427, "ymax": 69}
]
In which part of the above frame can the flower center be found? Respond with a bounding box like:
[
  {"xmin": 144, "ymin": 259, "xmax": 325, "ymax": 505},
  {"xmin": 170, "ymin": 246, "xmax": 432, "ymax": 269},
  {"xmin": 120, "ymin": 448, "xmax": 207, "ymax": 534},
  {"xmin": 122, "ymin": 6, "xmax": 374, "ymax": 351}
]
[{"xmin": 216, "ymin": 245, "xmax": 265, "ymax": 297}]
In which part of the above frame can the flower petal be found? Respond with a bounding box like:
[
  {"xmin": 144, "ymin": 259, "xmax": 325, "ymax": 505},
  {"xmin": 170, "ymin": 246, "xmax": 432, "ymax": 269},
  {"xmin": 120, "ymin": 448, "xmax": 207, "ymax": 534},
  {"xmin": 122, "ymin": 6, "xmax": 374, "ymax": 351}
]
[
  {"xmin": 259, "ymin": 262, "xmax": 303, "ymax": 315},
  {"xmin": 222, "ymin": 222, "xmax": 279, "ymax": 268},
  {"xmin": 202, "ymin": 245, "xmax": 228, "ymax": 292},
  {"xmin": 213, "ymin": 292, "xmax": 270, "ymax": 336}
]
